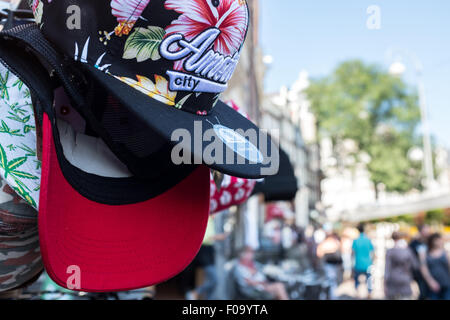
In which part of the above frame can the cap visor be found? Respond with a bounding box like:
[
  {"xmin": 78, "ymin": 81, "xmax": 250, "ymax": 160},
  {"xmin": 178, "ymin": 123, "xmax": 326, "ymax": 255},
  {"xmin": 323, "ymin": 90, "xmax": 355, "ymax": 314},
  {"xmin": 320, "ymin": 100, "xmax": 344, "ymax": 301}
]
[
  {"xmin": 83, "ymin": 65, "xmax": 279, "ymax": 179},
  {"xmin": 39, "ymin": 114, "xmax": 210, "ymax": 292}
]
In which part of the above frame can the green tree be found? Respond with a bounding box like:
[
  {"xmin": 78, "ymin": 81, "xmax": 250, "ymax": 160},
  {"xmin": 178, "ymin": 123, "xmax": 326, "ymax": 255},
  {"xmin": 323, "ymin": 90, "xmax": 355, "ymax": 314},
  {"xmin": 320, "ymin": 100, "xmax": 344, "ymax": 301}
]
[{"xmin": 306, "ymin": 60, "xmax": 423, "ymax": 197}]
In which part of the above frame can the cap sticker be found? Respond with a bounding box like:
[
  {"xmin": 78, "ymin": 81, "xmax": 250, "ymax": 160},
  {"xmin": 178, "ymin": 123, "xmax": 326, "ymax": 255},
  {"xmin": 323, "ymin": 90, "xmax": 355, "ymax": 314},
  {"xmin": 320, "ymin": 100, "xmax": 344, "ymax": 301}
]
[{"xmin": 213, "ymin": 125, "xmax": 264, "ymax": 164}]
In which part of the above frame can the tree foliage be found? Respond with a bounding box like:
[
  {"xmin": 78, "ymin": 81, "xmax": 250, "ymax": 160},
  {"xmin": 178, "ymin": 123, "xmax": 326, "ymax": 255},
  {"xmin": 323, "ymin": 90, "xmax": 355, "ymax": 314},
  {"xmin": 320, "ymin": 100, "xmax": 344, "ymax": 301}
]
[{"xmin": 306, "ymin": 60, "xmax": 423, "ymax": 195}]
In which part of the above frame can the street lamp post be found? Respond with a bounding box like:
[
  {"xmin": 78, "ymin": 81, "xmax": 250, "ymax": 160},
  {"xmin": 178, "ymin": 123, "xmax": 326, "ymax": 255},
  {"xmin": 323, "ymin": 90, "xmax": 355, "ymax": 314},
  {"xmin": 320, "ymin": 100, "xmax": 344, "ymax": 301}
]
[
  {"xmin": 417, "ymin": 70, "xmax": 436, "ymax": 187},
  {"xmin": 388, "ymin": 51, "xmax": 436, "ymax": 189}
]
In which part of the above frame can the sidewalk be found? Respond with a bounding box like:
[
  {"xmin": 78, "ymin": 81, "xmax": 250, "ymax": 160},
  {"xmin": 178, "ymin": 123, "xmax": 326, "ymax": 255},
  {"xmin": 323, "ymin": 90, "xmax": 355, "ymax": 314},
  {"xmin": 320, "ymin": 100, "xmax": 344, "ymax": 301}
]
[{"xmin": 336, "ymin": 278, "xmax": 382, "ymax": 300}]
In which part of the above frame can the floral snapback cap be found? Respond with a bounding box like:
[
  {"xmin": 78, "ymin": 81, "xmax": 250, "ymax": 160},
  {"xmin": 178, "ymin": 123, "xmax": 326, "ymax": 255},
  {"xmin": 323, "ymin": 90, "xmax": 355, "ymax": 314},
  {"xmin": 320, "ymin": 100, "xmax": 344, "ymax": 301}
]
[{"xmin": 28, "ymin": 0, "xmax": 279, "ymax": 179}]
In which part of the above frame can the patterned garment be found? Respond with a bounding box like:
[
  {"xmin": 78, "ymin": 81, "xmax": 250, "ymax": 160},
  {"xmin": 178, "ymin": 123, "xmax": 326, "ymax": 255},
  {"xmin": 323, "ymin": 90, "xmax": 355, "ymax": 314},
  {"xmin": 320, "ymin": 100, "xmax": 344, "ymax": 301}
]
[
  {"xmin": 0, "ymin": 61, "xmax": 43, "ymax": 292},
  {"xmin": 0, "ymin": 179, "xmax": 42, "ymax": 292},
  {"xmin": 0, "ymin": 61, "xmax": 41, "ymax": 209}
]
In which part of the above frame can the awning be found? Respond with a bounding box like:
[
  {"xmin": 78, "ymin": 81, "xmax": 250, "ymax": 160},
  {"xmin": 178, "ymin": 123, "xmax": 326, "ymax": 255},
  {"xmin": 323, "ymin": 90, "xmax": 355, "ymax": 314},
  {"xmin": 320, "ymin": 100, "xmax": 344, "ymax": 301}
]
[{"xmin": 252, "ymin": 147, "xmax": 298, "ymax": 201}]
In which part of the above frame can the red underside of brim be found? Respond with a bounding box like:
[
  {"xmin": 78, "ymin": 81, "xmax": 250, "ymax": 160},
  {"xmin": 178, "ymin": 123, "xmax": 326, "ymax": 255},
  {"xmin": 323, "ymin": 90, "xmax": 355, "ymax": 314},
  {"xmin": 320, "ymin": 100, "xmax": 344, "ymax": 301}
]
[{"xmin": 38, "ymin": 114, "xmax": 210, "ymax": 292}]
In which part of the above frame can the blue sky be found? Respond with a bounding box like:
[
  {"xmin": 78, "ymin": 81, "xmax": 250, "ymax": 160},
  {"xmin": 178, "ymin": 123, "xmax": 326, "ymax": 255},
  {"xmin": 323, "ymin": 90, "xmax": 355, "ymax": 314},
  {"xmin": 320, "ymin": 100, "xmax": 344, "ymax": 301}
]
[{"xmin": 260, "ymin": 0, "xmax": 450, "ymax": 149}]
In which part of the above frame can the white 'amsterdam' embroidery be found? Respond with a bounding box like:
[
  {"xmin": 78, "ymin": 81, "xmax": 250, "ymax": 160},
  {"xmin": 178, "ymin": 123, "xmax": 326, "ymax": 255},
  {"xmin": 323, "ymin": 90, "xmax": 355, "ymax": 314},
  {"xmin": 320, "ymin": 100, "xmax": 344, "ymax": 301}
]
[{"xmin": 159, "ymin": 28, "xmax": 240, "ymax": 93}]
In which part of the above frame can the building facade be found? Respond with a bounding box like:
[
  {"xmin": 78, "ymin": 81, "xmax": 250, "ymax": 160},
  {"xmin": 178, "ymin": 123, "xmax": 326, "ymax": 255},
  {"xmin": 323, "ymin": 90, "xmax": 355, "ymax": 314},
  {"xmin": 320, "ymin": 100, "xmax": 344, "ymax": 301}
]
[
  {"xmin": 221, "ymin": 1, "xmax": 322, "ymax": 242},
  {"xmin": 261, "ymin": 71, "xmax": 322, "ymax": 227}
]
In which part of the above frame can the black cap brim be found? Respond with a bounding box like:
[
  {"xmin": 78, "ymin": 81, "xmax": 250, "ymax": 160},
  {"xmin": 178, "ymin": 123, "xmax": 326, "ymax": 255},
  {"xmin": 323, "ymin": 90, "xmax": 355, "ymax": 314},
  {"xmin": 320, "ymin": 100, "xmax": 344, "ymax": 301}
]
[{"xmin": 83, "ymin": 65, "xmax": 279, "ymax": 179}]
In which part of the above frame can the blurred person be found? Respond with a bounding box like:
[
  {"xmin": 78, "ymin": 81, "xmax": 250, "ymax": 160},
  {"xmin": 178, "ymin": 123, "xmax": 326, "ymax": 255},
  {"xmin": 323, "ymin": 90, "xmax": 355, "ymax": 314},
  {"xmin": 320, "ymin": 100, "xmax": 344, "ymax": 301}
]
[
  {"xmin": 341, "ymin": 228, "xmax": 356, "ymax": 280},
  {"xmin": 305, "ymin": 225, "xmax": 320, "ymax": 271},
  {"xmin": 186, "ymin": 215, "xmax": 228, "ymax": 300},
  {"xmin": 425, "ymin": 233, "xmax": 450, "ymax": 300},
  {"xmin": 0, "ymin": 91, "xmax": 44, "ymax": 294},
  {"xmin": 270, "ymin": 220, "xmax": 282, "ymax": 246},
  {"xmin": 313, "ymin": 227, "xmax": 326, "ymax": 244},
  {"xmin": 262, "ymin": 218, "xmax": 283, "ymax": 262},
  {"xmin": 317, "ymin": 225, "xmax": 342, "ymax": 300},
  {"xmin": 234, "ymin": 246, "xmax": 289, "ymax": 300},
  {"xmin": 281, "ymin": 218, "xmax": 298, "ymax": 261},
  {"xmin": 352, "ymin": 223, "xmax": 374, "ymax": 299},
  {"xmin": 285, "ymin": 226, "xmax": 312, "ymax": 270},
  {"xmin": 281, "ymin": 219, "xmax": 297, "ymax": 250},
  {"xmin": 384, "ymin": 232, "xmax": 418, "ymax": 300},
  {"xmin": 409, "ymin": 224, "xmax": 432, "ymax": 299}
]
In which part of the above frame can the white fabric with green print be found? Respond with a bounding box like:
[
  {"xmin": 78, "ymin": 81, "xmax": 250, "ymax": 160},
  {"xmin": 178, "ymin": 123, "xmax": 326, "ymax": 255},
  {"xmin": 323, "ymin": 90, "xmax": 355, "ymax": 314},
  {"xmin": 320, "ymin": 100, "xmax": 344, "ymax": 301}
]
[{"xmin": 0, "ymin": 61, "xmax": 41, "ymax": 209}]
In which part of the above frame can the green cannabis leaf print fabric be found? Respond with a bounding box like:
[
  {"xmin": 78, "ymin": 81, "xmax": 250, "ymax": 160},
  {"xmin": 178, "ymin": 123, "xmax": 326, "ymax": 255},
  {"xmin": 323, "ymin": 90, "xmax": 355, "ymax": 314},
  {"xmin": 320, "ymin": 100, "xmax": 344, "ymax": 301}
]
[{"xmin": 0, "ymin": 62, "xmax": 41, "ymax": 210}]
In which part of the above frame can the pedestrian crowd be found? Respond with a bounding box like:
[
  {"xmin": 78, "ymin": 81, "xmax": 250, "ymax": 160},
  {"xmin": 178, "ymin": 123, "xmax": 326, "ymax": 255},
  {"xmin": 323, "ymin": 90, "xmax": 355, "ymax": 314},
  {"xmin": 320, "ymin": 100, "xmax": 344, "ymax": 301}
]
[
  {"xmin": 183, "ymin": 217, "xmax": 450, "ymax": 300},
  {"xmin": 312, "ymin": 222, "xmax": 450, "ymax": 300}
]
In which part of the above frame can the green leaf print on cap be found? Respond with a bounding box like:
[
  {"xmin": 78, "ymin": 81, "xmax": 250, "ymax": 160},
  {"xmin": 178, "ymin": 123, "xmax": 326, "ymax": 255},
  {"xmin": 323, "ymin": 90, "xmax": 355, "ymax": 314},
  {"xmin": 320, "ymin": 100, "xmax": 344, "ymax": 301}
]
[{"xmin": 123, "ymin": 26, "xmax": 166, "ymax": 62}]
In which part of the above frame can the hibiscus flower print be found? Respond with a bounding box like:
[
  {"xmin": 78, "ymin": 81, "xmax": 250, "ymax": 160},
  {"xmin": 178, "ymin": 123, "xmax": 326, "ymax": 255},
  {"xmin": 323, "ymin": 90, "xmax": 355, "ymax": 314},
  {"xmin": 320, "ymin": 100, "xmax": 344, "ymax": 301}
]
[
  {"xmin": 111, "ymin": 0, "xmax": 151, "ymax": 36},
  {"xmin": 164, "ymin": 0, "xmax": 249, "ymax": 70}
]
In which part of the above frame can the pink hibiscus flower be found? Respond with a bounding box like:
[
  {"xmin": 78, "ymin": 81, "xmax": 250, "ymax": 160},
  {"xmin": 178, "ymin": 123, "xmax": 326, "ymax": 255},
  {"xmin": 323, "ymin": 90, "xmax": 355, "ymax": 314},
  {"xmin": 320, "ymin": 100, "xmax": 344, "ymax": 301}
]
[
  {"xmin": 164, "ymin": 0, "xmax": 248, "ymax": 70},
  {"xmin": 111, "ymin": 0, "xmax": 151, "ymax": 36}
]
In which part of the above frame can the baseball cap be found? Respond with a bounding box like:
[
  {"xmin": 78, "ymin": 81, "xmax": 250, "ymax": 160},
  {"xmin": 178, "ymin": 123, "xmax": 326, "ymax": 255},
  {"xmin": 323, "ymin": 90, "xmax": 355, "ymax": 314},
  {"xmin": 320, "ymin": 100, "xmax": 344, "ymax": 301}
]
[
  {"xmin": 32, "ymin": 0, "xmax": 279, "ymax": 179},
  {"xmin": 0, "ymin": 30, "xmax": 211, "ymax": 292}
]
